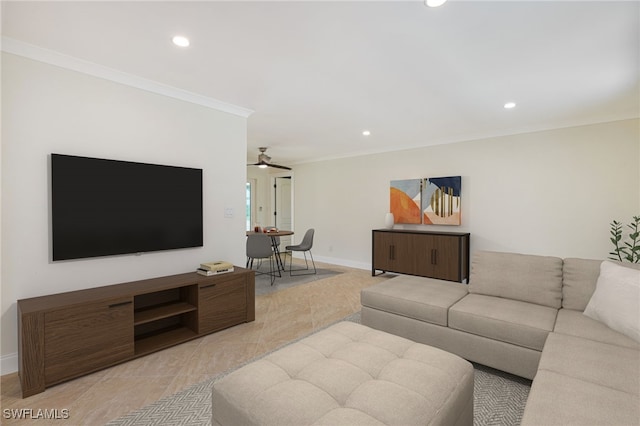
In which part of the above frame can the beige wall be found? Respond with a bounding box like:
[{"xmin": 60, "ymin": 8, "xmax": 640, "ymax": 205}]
[
  {"xmin": 292, "ymin": 119, "xmax": 639, "ymax": 269},
  {"xmin": 1, "ymin": 53, "xmax": 248, "ymax": 370}
]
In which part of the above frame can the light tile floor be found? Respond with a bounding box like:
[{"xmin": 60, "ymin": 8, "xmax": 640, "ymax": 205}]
[{"xmin": 1, "ymin": 262, "xmax": 391, "ymax": 425}]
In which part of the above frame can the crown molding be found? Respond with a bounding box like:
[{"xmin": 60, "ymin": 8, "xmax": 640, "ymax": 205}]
[{"xmin": 1, "ymin": 36, "xmax": 254, "ymax": 118}]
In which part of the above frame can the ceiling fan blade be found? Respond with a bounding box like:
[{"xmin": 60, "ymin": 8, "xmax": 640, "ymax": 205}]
[{"xmin": 268, "ymin": 163, "xmax": 292, "ymax": 170}]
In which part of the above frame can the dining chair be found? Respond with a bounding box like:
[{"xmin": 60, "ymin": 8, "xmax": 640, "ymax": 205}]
[
  {"xmin": 285, "ymin": 228, "xmax": 316, "ymax": 276},
  {"xmin": 246, "ymin": 233, "xmax": 278, "ymax": 285}
]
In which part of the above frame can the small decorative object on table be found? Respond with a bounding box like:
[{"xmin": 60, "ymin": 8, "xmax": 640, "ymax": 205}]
[
  {"xmin": 384, "ymin": 212, "xmax": 394, "ymax": 228},
  {"xmin": 198, "ymin": 261, "xmax": 234, "ymax": 276}
]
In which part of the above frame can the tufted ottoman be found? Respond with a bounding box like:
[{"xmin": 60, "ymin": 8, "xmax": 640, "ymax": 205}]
[{"xmin": 212, "ymin": 321, "xmax": 474, "ymax": 426}]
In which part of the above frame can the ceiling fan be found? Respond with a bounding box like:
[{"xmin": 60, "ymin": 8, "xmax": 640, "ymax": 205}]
[{"xmin": 248, "ymin": 147, "xmax": 291, "ymax": 170}]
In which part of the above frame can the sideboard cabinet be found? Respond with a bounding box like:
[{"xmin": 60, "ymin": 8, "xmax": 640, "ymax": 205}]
[
  {"xmin": 372, "ymin": 229, "xmax": 470, "ymax": 282},
  {"xmin": 18, "ymin": 267, "xmax": 254, "ymax": 397}
]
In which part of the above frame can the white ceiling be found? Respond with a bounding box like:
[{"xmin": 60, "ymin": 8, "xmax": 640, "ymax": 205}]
[{"xmin": 3, "ymin": 1, "xmax": 639, "ymax": 166}]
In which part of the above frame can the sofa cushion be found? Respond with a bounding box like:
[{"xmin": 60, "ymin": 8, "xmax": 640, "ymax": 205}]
[
  {"xmin": 561, "ymin": 258, "xmax": 602, "ymax": 310},
  {"xmin": 523, "ymin": 331, "xmax": 640, "ymax": 425},
  {"xmin": 521, "ymin": 369, "xmax": 640, "ymax": 426},
  {"xmin": 360, "ymin": 275, "xmax": 468, "ymax": 326},
  {"xmin": 583, "ymin": 260, "xmax": 640, "ymax": 343},
  {"xmin": 554, "ymin": 309, "xmax": 639, "ymax": 349},
  {"xmin": 448, "ymin": 294, "xmax": 557, "ymax": 351},
  {"xmin": 468, "ymin": 251, "xmax": 563, "ymax": 308},
  {"xmin": 539, "ymin": 332, "xmax": 640, "ymax": 395}
]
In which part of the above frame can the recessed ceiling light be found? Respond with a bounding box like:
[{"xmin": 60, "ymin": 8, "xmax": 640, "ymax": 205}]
[
  {"xmin": 504, "ymin": 102, "xmax": 517, "ymax": 109},
  {"xmin": 425, "ymin": 0, "xmax": 447, "ymax": 7},
  {"xmin": 362, "ymin": 130, "xmax": 371, "ymax": 136},
  {"xmin": 172, "ymin": 36, "xmax": 190, "ymax": 47}
]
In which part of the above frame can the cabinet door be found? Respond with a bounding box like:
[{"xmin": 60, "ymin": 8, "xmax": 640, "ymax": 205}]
[
  {"xmin": 198, "ymin": 276, "xmax": 247, "ymax": 334},
  {"xmin": 412, "ymin": 234, "xmax": 437, "ymax": 277},
  {"xmin": 372, "ymin": 231, "xmax": 393, "ymax": 271},
  {"xmin": 389, "ymin": 233, "xmax": 415, "ymax": 274},
  {"xmin": 430, "ymin": 235, "xmax": 461, "ymax": 280},
  {"xmin": 415, "ymin": 235, "xmax": 460, "ymax": 281},
  {"xmin": 373, "ymin": 232, "xmax": 414, "ymax": 273},
  {"xmin": 44, "ymin": 297, "xmax": 134, "ymax": 384},
  {"xmin": 408, "ymin": 234, "xmax": 463, "ymax": 281}
]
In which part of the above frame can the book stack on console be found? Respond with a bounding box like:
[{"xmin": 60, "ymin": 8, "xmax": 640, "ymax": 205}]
[{"xmin": 197, "ymin": 261, "xmax": 234, "ymax": 276}]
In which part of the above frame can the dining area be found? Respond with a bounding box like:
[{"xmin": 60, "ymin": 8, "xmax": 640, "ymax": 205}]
[{"xmin": 246, "ymin": 227, "xmax": 316, "ymax": 285}]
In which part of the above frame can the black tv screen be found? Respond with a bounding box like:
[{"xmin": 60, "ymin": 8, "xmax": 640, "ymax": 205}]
[{"xmin": 51, "ymin": 154, "xmax": 203, "ymax": 261}]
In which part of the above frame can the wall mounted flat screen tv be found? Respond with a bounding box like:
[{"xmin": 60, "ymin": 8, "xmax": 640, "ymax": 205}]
[{"xmin": 51, "ymin": 154, "xmax": 203, "ymax": 261}]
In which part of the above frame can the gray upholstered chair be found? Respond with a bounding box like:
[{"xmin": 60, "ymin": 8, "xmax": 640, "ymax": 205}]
[
  {"xmin": 246, "ymin": 233, "xmax": 278, "ymax": 285},
  {"xmin": 285, "ymin": 228, "xmax": 316, "ymax": 276}
]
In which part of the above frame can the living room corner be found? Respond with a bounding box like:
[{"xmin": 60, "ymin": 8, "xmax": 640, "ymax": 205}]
[{"xmin": 1, "ymin": 1, "xmax": 639, "ymax": 424}]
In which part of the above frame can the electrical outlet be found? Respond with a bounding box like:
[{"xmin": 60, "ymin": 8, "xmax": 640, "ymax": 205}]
[{"xmin": 224, "ymin": 208, "xmax": 234, "ymax": 218}]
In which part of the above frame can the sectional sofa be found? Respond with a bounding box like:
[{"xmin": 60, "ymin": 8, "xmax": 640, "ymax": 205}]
[{"xmin": 361, "ymin": 251, "xmax": 640, "ymax": 425}]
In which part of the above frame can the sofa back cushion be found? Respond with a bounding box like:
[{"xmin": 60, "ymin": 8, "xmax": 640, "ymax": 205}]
[
  {"xmin": 562, "ymin": 258, "xmax": 602, "ymax": 310},
  {"xmin": 469, "ymin": 251, "xmax": 563, "ymax": 308},
  {"xmin": 562, "ymin": 259, "xmax": 640, "ymax": 310}
]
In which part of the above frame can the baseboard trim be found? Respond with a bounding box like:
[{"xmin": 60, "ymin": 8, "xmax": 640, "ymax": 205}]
[
  {"xmin": 1, "ymin": 352, "xmax": 18, "ymax": 376},
  {"xmin": 307, "ymin": 254, "xmax": 371, "ymax": 271}
]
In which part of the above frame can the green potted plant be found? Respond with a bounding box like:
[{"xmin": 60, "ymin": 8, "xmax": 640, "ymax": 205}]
[{"xmin": 609, "ymin": 216, "xmax": 640, "ymax": 263}]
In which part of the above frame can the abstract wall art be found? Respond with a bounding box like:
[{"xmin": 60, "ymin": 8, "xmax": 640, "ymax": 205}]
[
  {"xmin": 422, "ymin": 176, "xmax": 461, "ymax": 225},
  {"xmin": 390, "ymin": 179, "xmax": 422, "ymax": 224}
]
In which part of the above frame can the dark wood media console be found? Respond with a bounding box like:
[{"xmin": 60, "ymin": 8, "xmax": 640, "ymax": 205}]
[
  {"xmin": 17, "ymin": 267, "xmax": 255, "ymax": 397},
  {"xmin": 372, "ymin": 229, "xmax": 470, "ymax": 283}
]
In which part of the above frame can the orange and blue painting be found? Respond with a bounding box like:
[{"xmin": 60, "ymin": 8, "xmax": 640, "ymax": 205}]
[
  {"xmin": 390, "ymin": 179, "xmax": 422, "ymax": 224},
  {"xmin": 422, "ymin": 176, "xmax": 461, "ymax": 225}
]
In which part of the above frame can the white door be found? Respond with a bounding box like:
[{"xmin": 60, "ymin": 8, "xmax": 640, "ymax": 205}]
[{"xmin": 274, "ymin": 176, "xmax": 293, "ymax": 248}]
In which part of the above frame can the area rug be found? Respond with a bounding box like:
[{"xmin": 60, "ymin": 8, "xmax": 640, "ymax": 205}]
[
  {"xmin": 108, "ymin": 312, "xmax": 531, "ymax": 426},
  {"xmin": 253, "ymin": 264, "xmax": 342, "ymax": 296}
]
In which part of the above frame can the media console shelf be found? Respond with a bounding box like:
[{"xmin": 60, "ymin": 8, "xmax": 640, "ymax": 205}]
[{"xmin": 17, "ymin": 267, "xmax": 254, "ymax": 398}]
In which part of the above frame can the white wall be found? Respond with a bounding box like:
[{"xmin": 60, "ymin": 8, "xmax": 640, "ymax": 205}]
[
  {"xmin": 1, "ymin": 53, "xmax": 248, "ymax": 371},
  {"xmin": 293, "ymin": 119, "xmax": 640, "ymax": 269}
]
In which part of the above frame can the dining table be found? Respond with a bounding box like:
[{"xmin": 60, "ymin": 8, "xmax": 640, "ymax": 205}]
[{"xmin": 246, "ymin": 229, "xmax": 294, "ymax": 273}]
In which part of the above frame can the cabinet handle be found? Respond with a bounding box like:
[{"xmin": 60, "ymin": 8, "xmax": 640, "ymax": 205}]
[
  {"xmin": 431, "ymin": 249, "xmax": 437, "ymax": 265},
  {"xmin": 389, "ymin": 245, "xmax": 396, "ymax": 260},
  {"xmin": 109, "ymin": 301, "xmax": 132, "ymax": 309},
  {"xmin": 200, "ymin": 283, "xmax": 217, "ymax": 289}
]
